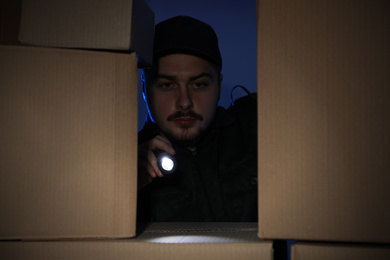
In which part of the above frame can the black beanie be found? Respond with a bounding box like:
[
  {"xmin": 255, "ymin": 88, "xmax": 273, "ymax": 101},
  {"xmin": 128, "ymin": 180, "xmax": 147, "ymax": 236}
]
[{"xmin": 153, "ymin": 16, "xmax": 222, "ymax": 68}]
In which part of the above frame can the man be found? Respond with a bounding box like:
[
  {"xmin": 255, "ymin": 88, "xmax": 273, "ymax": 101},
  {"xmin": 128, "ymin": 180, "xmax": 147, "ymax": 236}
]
[{"xmin": 138, "ymin": 16, "xmax": 257, "ymax": 222}]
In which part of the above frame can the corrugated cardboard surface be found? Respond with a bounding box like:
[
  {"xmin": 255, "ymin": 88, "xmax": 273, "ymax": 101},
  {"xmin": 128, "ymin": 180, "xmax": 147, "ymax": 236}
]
[
  {"xmin": 291, "ymin": 242, "xmax": 390, "ymax": 260},
  {"xmin": 257, "ymin": 0, "xmax": 390, "ymax": 243},
  {"xmin": 18, "ymin": 0, "xmax": 154, "ymax": 66},
  {"xmin": 0, "ymin": 241, "xmax": 273, "ymax": 260},
  {"xmin": 0, "ymin": 45, "xmax": 138, "ymax": 239},
  {"xmin": 136, "ymin": 222, "xmax": 261, "ymax": 243},
  {"xmin": 0, "ymin": 223, "xmax": 273, "ymax": 260}
]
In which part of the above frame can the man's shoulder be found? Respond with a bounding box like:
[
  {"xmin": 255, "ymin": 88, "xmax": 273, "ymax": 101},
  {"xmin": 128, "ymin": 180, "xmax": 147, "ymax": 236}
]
[
  {"xmin": 227, "ymin": 92, "xmax": 257, "ymax": 132},
  {"xmin": 227, "ymin": 92, "xmax": 257, "ymax": 119}
]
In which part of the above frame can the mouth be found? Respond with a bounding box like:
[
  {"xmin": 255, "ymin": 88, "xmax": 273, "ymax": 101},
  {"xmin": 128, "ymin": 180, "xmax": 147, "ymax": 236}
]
[
  {"xmin": 174, "ymin": 117, "xmax": 197, "ymax": 126},
  {"xmin": 168, "ymin": 112, "xmax": 203, "ymax": 127}
]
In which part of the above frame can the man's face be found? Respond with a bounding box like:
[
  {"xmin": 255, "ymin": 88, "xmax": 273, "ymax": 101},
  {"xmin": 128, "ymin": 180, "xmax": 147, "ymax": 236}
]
[{"xmin": 147, "ymin": 53, "xmax": 222, "ymax": 146}]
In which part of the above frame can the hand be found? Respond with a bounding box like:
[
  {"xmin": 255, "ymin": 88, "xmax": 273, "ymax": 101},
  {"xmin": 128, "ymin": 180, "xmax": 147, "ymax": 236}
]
[{"xmin": 138, "ymin": 135, "xmax": 175, "ymax": 187}]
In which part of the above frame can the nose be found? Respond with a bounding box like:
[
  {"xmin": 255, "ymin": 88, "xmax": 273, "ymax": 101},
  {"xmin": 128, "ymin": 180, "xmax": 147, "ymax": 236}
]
[{"xmin": 176, "ymin": 87, "xmax": 194, "ymax": 111}]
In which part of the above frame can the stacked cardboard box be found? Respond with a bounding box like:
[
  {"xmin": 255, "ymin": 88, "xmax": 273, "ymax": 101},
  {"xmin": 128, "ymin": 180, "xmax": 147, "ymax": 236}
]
[
  {"xmin": 0, "ymin": 0, "xmax": 273, "ymax": 259},
  {"xmin": 0, "ymin": 45, "xmax": 139, "ymax": 239},
  {"xmin": 0, "ymin": 0, "xmax": 153, "ymax": 240},
  {"xmin": 5, "ymin": 0, "xmax": 390, "ymax": 258},
  {"xmin": 17, "ymin": 0, "xmax": 154, "ymax": 66},
  {"xmin": 257, "ymin": 0, "xmax": 390, "ymax": 257},
  {"xmin": 0, "ymin": 223, "xmax": 273, "ymax": 259},
  {"xmin": 290, "ymin": 243, "xmax": 390, "ymax": 260}
]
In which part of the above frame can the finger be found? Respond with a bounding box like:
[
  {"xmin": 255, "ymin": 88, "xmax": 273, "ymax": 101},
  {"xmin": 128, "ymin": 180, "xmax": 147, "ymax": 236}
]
[
  {"xmin": 151, "ymin": 135, "xmax": 176, "ymax": 155},
  {"xmin": 147, "ymin": 150, "xmax": 164, "ymax": 178},
  {"xmin": 146, "ymin": 164, "xmax": 157, "ymax": 178}
]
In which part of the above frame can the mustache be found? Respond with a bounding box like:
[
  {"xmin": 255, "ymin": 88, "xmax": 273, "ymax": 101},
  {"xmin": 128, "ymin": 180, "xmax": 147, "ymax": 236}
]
[{"xmin": 167, "ymin": 111, "xmax": 203, "ymax": 121}]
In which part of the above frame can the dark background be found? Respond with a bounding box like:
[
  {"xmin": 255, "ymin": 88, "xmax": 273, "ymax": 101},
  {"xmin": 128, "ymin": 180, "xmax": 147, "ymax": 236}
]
[{"xmin": 138, "ymin": 0, "xmax": 257, "ymax": 130}]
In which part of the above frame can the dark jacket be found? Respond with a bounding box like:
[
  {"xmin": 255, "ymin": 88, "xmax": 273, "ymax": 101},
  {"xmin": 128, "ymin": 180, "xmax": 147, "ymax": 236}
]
[{"xmin": 137, "ymin": 94, "xmax": 257, "ymax": 222}]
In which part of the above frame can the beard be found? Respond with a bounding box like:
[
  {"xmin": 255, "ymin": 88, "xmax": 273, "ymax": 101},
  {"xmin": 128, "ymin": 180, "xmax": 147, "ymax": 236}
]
[
  {"xmin": 162, "ymin": 125, "xmax": 208, "ymax": 147},
  {"xmin": 158, "ymin": 111, "xmax": 211, "ymax": 147}
]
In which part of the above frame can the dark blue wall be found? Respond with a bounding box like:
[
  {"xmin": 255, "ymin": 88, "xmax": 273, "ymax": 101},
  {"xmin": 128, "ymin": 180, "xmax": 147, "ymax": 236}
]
[{"xmin": 138, "ymin": 0, "xmax": 257, "ymax": 130}]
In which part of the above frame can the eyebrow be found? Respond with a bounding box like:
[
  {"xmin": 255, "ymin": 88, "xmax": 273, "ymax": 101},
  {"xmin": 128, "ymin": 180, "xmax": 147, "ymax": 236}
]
[
  {"xmin": 155, "ymin": 73, "xmax": 213, "ymax": 82},
  {"xmin": 190, "ymin": 73, "xmax": 213, "ymax": 82}
]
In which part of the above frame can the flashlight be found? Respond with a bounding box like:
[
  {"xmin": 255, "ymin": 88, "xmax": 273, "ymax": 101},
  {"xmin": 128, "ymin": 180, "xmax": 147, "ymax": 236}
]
[{"xmin": 153, "ymin": 149, "xmax": 176, "ymax": 175}]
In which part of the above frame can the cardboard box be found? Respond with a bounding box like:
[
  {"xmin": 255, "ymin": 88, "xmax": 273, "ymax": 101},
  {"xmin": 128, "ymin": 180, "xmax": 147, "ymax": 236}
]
[
  {"xmin": 18, "ymin": 0, "xmax": 154, "ymax": 66},
  {"xmin": 0, "ymin": 45, "xmax": 138, "ymax": 239},
  {"xmin": 291, "ymin": 242, "xmax": 390, "ymax": 260},
  {"xmin": 0, "ymin": 223, "xmax": 273, "ymax": 260},
  {"xmin": 257, "ymin": 0, "xmax": 390, "ymax": 243},
  {"xmin": 135, "ymin": 222, "xmax": 263, "ymax": 243},
  {"xmin": 0, "ymin": 0, "xmax": 22, "ymax": 45}
]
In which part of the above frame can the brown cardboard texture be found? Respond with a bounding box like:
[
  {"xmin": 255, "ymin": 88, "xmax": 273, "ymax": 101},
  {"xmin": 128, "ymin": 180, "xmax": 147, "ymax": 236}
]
[
  {"xmin": 291, "ymin": 242, "xmax": 390, "ymax": 260},
  {"xmin": 136, "ymin": 222, "xmax": 262, "ymax": 243},
  {"xmin": 0, "ymin": 45, "xmax": 138, "ymax": 239},
  {"xmin": 18, "ymin": 0, "xmax": 154, "ymax": 66},
  {"xmin": 0, "ymin": 223, "xmax": 273, "ymax": 260},
  {"xmin": 257, "ymin": 0, "xmax": 390, "ymax": 243}
]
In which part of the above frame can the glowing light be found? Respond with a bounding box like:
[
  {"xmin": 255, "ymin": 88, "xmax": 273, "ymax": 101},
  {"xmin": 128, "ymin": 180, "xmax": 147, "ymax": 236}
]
[
  {"xmin": 154, "ymin": 150, "xmax": 177, "ymax": 174},
  {"xmin": 161, "ymin": 156, "xmax": 174, "ymax": 171}
]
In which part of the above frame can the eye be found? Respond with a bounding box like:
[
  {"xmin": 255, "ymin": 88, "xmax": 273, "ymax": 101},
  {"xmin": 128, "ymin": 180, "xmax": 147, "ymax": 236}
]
[
  {"xmin": 191, "ymin": 81, "xmax": 208, "ymax": 89},
  {"xmin": 158, "ymin": 82, "xmax": 174, "ymax": 89}
]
